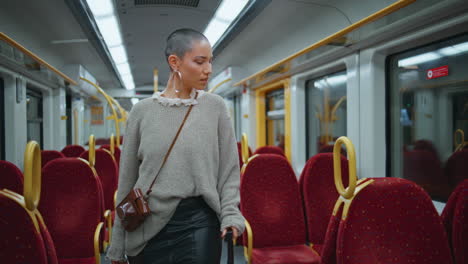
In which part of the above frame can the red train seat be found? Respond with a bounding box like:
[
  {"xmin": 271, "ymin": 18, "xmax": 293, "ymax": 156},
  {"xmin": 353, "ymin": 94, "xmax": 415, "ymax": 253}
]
[
  {"xmin": 61, "ymin": 145, "xmax": 86, "ymax": 158},
  {"xmin": 0, "ymin": 160, "xmax": 24, "ymax": 194},
  {"xmin": 241, "ymin": 154, "xmax": 320, "ymax": 264},
  {"xmin": 253, "ymin": 145, "xmax": 285, "ymax": 157},
  {"xmin": 299, "ymin": 153, "xmax": 349, "ymax": 255},
  {"xmin": 41, "ymin": 150, "xmax": 65, "ymax": 168},
  {"xmin": 442, "ymin": 179, "xmax": 468, "ymax": 264},
  {"xmin": 40, "ymin": 158, "xmax": 103, "ymax": 263}
]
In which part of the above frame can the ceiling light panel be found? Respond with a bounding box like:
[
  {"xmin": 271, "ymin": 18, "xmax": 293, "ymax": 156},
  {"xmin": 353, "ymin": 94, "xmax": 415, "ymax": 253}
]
[
  {"xmin": 87, "ymin": 0, "xmax": 114, "ymax": 17},
  {"xmin": 96, "ymin": 16, "xmax": 123, "ymax": 47},
  {"xmin": 109, "ymin": 45, "xmax": 128, "ymax": 65}
]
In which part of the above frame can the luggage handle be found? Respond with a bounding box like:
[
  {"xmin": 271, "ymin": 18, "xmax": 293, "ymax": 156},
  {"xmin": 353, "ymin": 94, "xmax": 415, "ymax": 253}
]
[{"xmin": 224, "ymin": 228, "xmax": 234, "ymax": 264}]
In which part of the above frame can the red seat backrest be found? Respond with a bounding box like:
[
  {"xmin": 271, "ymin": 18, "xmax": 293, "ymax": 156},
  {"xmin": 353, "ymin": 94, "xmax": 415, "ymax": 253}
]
[
  {"xmin": 40, "ymin": 158, "xmax": 102, "ymax": 259},
  {"xmin": 41, "ymin": 150, "xmax": 65, "ymax": 168},
  {"xmin": 240, "ymin": 154, "xmax": 306, "ymax": 248},
  {"xmin": 442, "ymin": 179, "xmax": 468, "ymax": 264},
  {"xmin": 337, "ymin": 178, "xmax": 453, "ymax": 264},
  {"xmin": 100, "ymin": 144, "xmax": 121, "ymax": 166},
  {"xmin": 0, "ymin": 193, "xmax": 48, "ymax": 264},
  {"xmin": 253, "ymin": 145, "xmax": 285, "ymax": 157},
  {"xmin": 81, "ymin": 149, "xmax": 118, "ymax": 211},
  {"xmin": 299, "ymin": 153, "xmax": 349, "ymax": 249},
  {"xmin": 61, "ymin": 145, "xmax": 85, "ymax": 158},
  {"xmin": 0, "ymin": 160, "xmax": 24, "ymax": 194},
  {"xmin": 445, "ymin": 150, "xmax": 468, "ymax": 188}
]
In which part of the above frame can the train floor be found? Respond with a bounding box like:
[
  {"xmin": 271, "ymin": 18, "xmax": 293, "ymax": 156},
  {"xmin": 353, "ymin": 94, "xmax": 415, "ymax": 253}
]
[{"xmin": 101, "ymin": 243, "xmax": 246, "ymax": 263}]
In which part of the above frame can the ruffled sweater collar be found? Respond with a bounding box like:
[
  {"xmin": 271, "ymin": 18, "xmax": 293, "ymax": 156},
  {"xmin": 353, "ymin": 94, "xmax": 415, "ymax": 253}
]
[{"xmin": 152, "ymin": 88, "xmax": 204, "ymax": 107}]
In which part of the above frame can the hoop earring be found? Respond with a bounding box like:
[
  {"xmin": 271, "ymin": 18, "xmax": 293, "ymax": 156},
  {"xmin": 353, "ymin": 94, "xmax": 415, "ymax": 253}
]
[{"xmin": 173, "ymin": 70, "xmax": 182, "ymax": 93}]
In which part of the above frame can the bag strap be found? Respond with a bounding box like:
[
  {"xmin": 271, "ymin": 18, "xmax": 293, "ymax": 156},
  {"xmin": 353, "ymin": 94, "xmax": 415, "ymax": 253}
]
[{"xmin": 146, "ymin": 92, "xmax": 199, "ymax": 196}]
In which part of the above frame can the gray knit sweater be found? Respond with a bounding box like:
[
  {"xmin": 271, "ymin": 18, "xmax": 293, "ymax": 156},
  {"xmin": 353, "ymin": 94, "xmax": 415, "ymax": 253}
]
[{"xmin": 106, "ymin": 90, "xmax": 245, "ymax": 261}]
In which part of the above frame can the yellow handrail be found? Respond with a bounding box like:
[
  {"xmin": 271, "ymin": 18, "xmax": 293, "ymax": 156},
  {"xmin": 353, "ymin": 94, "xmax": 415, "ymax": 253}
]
[
  {"xmin": 241, "ymin": 133, "xmax": 250, "ymax": 164},
  {"xmin": 234, "ymin": 0, "xmax": 416, "ymax": 87},
  {"xmin": 333, "ymin": 136, "xmax": 357, "ymax": 199},
  {"xmin": 0, "ymin": 32, "xmax": 78, "ymax": 85},
  {"xmin": 23, "ymin": 141, "xmax": 41, "ymax": 211},
  {"xmin": 88, "ymin": 135, "xmax": 96, "ymax": 168},
  {"xmin": 80, "ymin": 77, "xmax": 121, "ymax": 147},
  {"xmin": 455, "ymin": 129, "xmax": 467, "ymax": 152},
  {"xmin": 110, "ymin": 134, "xmax": 115, "ymax": 155},
  {"xmin": 208, "ymin": 78, "xmax": 232, "ymax": 93}
]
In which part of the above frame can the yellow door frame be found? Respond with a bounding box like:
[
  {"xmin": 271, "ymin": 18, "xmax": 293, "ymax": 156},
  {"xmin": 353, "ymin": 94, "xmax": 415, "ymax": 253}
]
[{"xmin": 255, "ymin": 79, "xmax": 291, "ymax": 161}]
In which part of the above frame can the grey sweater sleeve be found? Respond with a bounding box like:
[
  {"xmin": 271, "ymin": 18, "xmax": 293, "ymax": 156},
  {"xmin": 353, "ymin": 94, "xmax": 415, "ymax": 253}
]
[
  {"xmin": 106, "ymin": 105, "xmax": 142, "ymax": 262},
  {"xmin": 216, "ymin": 99, "xmax": 246, "ymax": 234}
]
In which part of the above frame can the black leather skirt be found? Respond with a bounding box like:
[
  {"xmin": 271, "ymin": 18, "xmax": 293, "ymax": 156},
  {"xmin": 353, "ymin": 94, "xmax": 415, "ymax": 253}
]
[{"xmin": 128, "ymin": 196, "xmax": 222, "ymax": 264}]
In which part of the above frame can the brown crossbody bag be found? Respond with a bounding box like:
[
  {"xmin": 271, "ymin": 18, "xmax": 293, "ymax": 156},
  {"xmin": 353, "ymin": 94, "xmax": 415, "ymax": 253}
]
[{"xmin": 116, "ymin": 93, "xmax": 198, "ymax": 232}]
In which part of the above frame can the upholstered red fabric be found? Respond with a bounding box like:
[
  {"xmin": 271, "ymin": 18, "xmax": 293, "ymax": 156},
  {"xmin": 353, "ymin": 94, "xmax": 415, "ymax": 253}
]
[
  {"xmin": 445, "ymin": 149, "xmax": 468, "ymax": 188},
  {"xmin": 240, "ymin": 154, "xmax": 320, "ymax": 263},
  {"xmin": 61, "ymin": 145, "xmax": 86, "ymax": 158},
  {"xmin": 403, "ymin": 150, "xmax": 450, "ymax": 199},
  {"xmin": 41, "ymin": 150, "xmax": 65, "ymax": 168},
  {"xmin": 337, "ymin": 178, "xmax": 453, "ymax": 264},
  {"xmin": 253, "ymin": 146, "xmax": 286, "ymax": 157},
  {"xmin": 0, "ymin": 160, "xmax": 24, "ymax": 194},
  {"xmin": 58, "ymin": 257, "xmax": 96, "ymax": 264},
  {"xmin": 40, "ymin": 158, "xmax": 102, "ymax": 260},
  {"xmin": 320, "ymin": 211, "xmax": 342, "ymax": 264},
  {"xmin": 252, "ymin": 245, "xmax": 321, "ymax": 264},
  {"xmin": 452, "ymin": 180, "xmax": 468, "ymax": 264},
  {"xmin": 38, "ymin": 216, "xmax": 59, "ymax": 264},
  {"xmin": 442, "ymin": 179, "xmax": 468, "ymax": 264},
  {"xmin": 80, "ymin": 150, "xmax": 118, "ymax": 211},
  {"xmin": 299, "ymin": 153, "xmax": 349, "ymax": 254},
  {"xmin": 0, "ymin": 193, "xmax": 48, "ymax": 264},
  {"xmin": 100, "ymin": 145, "xmax": 121, "ymax": 166}
]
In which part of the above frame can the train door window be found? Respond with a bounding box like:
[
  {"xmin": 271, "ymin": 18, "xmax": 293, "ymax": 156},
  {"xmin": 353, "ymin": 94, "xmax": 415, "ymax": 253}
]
[
  {"xmin": 305, "ymin": 71, "xmax": 347, "ymax": 159},
  {"xmin": 388, "ymin": 33, "xmax": 468, "ymax": 201},
  {"xmin": 0, "ymin": 77, "xmax": 4, "ymax": 160},
  {"xmin": 266, "ymin": 89, "xmax": 285, "ymax": 150},
  {"xmin": 26, "ymin": 87, "xmax": 43, "ymax": 149}
]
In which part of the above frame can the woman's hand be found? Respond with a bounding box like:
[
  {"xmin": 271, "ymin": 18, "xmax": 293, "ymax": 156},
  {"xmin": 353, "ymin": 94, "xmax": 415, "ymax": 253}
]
[{"xmin": 221, "ymin": 227, "xmax": 240, "ymax": 240}]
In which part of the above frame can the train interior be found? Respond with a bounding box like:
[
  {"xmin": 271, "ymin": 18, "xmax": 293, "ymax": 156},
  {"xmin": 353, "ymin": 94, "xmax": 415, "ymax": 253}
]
[{"xmin": 1, "ymin": 0, "xmax": 468, "ymax": 263}]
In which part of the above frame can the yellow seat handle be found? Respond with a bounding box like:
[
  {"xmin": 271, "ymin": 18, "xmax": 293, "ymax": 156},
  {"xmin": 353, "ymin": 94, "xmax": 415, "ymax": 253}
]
[{"xmin": 333, "ymin": 136, "xmax": 357, "ymax": 199}]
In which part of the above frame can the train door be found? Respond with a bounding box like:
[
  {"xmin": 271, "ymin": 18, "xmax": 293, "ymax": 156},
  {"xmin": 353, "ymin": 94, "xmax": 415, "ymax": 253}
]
[
  {"xmin": 255, "ymin": 79, "xmax": 291, "ymax": 160},
  {"xmin": 388, "ymin": 33, "xmax": 468, "ymax": 201},
  {"xmin": 66, "ymin": 93, "xmax": 72, "ymax": 145},
  {"xmin": 26, "ymin": 86, "xmax": 43, "ymax": 149},
  {"xmin": 0, "ymin": 77, "xmax": 4, "ymax": 160},
  {"xmin": 305, "ymin": 70, "xmax": 347, "ymax": 159}
]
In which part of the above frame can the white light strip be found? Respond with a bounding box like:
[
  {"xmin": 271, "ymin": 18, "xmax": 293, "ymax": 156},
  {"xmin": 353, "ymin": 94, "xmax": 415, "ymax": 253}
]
[
  {"xmin": 203, "ymin": 0, "xmax": 249, "ymax": 47},
  {"xmin": 86, "ymin": 0, "xmax": 135, "ymax": 90},
  {"xmin": 398, "ymin": 41, "xmax": 468, "ymax": 67}
]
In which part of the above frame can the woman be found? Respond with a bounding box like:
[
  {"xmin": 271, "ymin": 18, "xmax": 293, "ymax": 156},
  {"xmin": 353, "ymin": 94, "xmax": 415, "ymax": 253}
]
[{"xmin": 107, "ymin": 28, "xmax": 245, "ymax": 264}]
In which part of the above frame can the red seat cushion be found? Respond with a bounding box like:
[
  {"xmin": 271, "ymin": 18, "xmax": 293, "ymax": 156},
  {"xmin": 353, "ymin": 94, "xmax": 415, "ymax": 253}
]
[
  {"xmin": 299, "ymin": 153, "xmax": 348, "ymax": 248},
  {"xmin": 0, "ymin": 160, "xmax": 23, "ymax": 194},
  {"xmin": 58, "ymin": 256, "xmax": 96, "ymax": 264},
  {"xmin": 61, "ymin": 145, "xmax": 86, "ymax": 158},
  {"xmin": 252, "ymin": 244, "xmax": 320, "ymax": 264},
  {"xmin": 337, "ymin": 178, "xmax": 453, "ymax": 264},
  {"xmin": 41, "ymin": 150, "xmax": 65, "ymax": 168},
  {"xmin": 253, "ymin": 146, "xmax": 285, "ymax": 157},
  {"xmin": 100, "ymin": 145, "xmax": 121, "ymax": 167},
  {"xmin": 0, "ymin": 193, "xmax": 48, "ymax": 264}
]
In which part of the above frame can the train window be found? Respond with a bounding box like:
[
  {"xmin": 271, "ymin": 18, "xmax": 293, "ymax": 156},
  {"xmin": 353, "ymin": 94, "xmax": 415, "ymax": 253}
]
[
  {"xmin": 305, "ymin": 71, "xmax": 347, "ymax": 158},
  {"xmin": 0, "ymin": 77, "xmax": 4, "ymax": 160},
  {"xmin": 224, "ymin": 95, "xmax": 242, "ymax": 140},
  {"xmin": 265, "ymin": 89, "xmax": 285, "ymax": 150},
  {"xmin": 26, "ymin": 87, "xmax": 43, "ymax": 149},
  {"xmin": 388, "ymin": 33, "xmax": 468, "ymax": 201}
]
